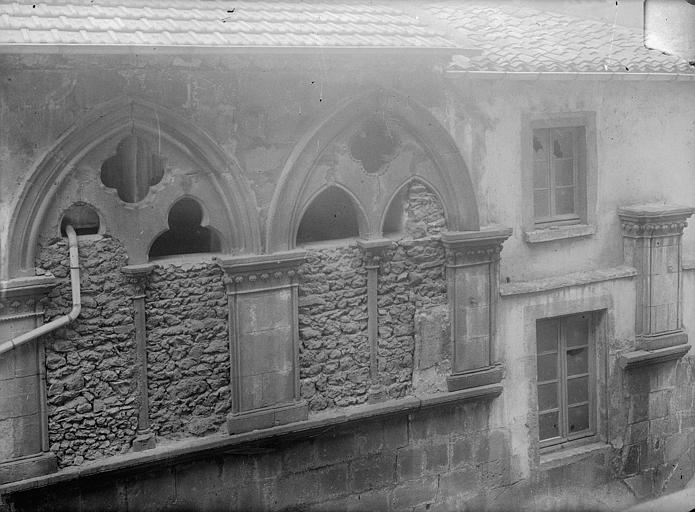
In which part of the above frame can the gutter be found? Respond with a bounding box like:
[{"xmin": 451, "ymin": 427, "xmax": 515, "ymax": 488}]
[
  {"xmin": 445, "ymin": 70, "xmax": 695, "ymax": 81},
  {"xmin": 0, "ymin": 225, "xmax": 81, "ymax": 356}
]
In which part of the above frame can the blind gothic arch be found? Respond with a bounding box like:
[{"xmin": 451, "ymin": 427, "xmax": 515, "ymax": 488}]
[
  {"xmin": 3, "ymin": 98, "xmax": 261, "ymax": 280},
  {"xmin": 266, "ymin": 89, "xmax": 480, "ymax": 252}
]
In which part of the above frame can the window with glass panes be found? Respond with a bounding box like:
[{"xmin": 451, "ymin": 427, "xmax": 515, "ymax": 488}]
[
  {"xmin": 532, "ymin": 126, "xmax": 585, "ymax": 224},
  {"xmin": 536, "ymin": 313, "xmax": 593, "ymax": 446}
]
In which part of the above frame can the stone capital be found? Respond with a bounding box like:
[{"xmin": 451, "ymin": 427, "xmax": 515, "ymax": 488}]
[
  {"xmin": 357, "ymin": 238, "xmax": 394, "ymax": 268},
  {"xmin": 441, "ymin": 227, "xmax": 512, "ymax": 267},
  {"xmin": 618, "ymin": 203, "xmax": 694, "ymax": 238},
  {"xmin": 218, "ymin": 250, "xmax": 306, "ymax": 292}
]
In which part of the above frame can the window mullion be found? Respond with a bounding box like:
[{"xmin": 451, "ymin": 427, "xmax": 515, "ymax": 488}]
[{"xmin": 559, "ymin": 318, "xmax": 568, "ymax": 439}]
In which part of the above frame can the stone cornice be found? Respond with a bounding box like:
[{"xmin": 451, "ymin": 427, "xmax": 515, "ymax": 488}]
[
  {"xmin": 619, "ymin": 203, "xmax": 694, "ymax": 237},
  {"xmin": 442, "ymin": 227, "xmax": 512, "ymax": 266},
  {"xmin": 121, "ymin": 263, "xmax": 156, "ymax": 277}
]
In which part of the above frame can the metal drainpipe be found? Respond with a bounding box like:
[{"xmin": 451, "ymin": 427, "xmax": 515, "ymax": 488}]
[{"xmin": 0, "ymin": 224, "xmax": 81, "ymax": 356}]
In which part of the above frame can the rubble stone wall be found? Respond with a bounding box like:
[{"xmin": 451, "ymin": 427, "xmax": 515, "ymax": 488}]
[{"xmin": 38, "ymin": 236, "xmax": 138, "ymax": 467}]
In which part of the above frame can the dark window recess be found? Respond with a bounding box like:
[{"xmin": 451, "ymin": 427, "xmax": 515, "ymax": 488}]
[
  {"xmin": 60, "ymin": 203, "xmax": 100, "ymax": 236},
  {"xmin": 101, "ymin": 133, "xmax": 165, "ymax": 203},
  {"xmin": 296, "ymin": 187, "xmax": 360, "ymax": 245},
  {"xmin": 349, "ymin": 116, "xmax": 400, "ymax": 174},
  {"xmin": 149, "ymin": 198, "xmax": 221, "ymax": 259},
  {"xmin": 382, "ymin": 187, "xmax": 407, "ymax": 236}
]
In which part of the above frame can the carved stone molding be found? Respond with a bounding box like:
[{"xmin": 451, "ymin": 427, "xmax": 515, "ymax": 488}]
[
  {"xmin": 441, "ymin": 228, "xmax": 512, "ymax": 267},
  {"xmin": 357, "ymin": 238, "xmax": 394, "ymax": 269},
  {"xmin": 619, "ymin": 204, "xmax": 694, "ymax": 238},
  {"xmin": 219, "ymin": 250, "xmax": 307, "ymax": 292}
]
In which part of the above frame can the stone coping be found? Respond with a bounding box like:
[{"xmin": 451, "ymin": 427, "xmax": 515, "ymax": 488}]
[
  {"xmin": 441, "ymin": 226, "xmax": 513, "ymax": 245},
  {"xmin": 539, "ymin": 440, "xmax": 611, "ymax": 469},
  {"xmin": 500, "ymin": 265, "xmax": 637, "ymax": 297},
  {"xmin": 617, "ymin": 203, "xmax": 695, "ymax": 218},
  {"xmin": 619, "ymin": 344, "xmax": 691, "ymax": 370},
  {"xmin": 0, "ymin": 384, "xmax": 501, "ymax": 495},
  {"xmin": 684, "ymin": 259, "xmax": 695, "ymax": 271}
]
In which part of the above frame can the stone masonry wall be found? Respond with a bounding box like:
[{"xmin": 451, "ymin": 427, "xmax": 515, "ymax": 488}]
[
  {"xmin": 38, "ymin": 236, "xmax": 138, "ymax": 467},
  {"xmin": 6, "ymin": 399, "xmax": 511, "ymax": 512},
  {"xmin": 620, "ymin": 356, "xmax": 695, "ymax": 498},
  {"xmin": 298, "ymin": 245, "xmax": 369, "ymax": 411},
  {"xmin": 145, "ymin": 262, "xmax": 229, "ymax": 438}
]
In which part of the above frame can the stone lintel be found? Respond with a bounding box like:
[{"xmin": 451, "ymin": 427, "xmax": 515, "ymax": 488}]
[
  {"xmin": 636, "ymin": 330, "xmax": 688, "ymax": 351},
  {"xmin": 619, "ymin": 203, "xmax": 694, "ymax": 237},
  {"xmin": 227, "ymin": 401, "xmax": 308, "ymax": 435},
  {"xmin": 0, "ymin": 275, "xmax": 57, "ymax": 299},
  {"xmin": 0, "ymin": 452, "xmax": 57, "ymax": 485},
  {"xmin": 619, "ymin": 344, "xmax": 691, "ymax": 370},
  {"xmin": 121, "ymin": 263, "xmax": 156, "ymax": 277},
  {"xmin": 446, "ymin": 364, "xmax": 504, "ymax": 392}
]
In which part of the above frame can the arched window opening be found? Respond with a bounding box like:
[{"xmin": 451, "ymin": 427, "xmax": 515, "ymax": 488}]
[
  {"xmin": 382, "ymin": 181, "xmax": 446, "ymax": 239},
  {"xmin": 101, "ymin": 133, "xmax": 165, "ymax": 203},
  {"xmin": 296, "ymin": 187, "xmax": 360, "ymax": 245},
  {"xmin": 349, "ymin": 116, "xmax": 400, "ymax": 174},
  {"xmin": 60, "ymin": 203, "xmax": 100, "ymax": 237},
  {"xmin": 149, "ymin": 198, "xmax": 221, "ymax": 259}
]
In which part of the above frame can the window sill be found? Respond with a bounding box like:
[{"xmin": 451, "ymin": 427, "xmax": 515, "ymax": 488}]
[
  {"xmin": 523, "ymin": 223, "xmax": 595, "ymax": 244},
  {"xmin": 540, "ymin": 440, "xmax": 609, "ymax": 470}
]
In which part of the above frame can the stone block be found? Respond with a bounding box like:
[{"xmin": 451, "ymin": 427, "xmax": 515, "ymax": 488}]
[
  {"xmin": 438, "ymin": 467, "xmax": 479, "ymax": 497},
  {"xmin": 446, "ymin": 365, "xmax": 503, "ymax": 392},
  {"xmin": 261, "ymin": 370, "xmax": 295, "ymax": 408},
  {"xmin": 315, "ymin": 463, "xmax": 349, "ymax": 498},
  {"xmin": 623, "ymin": 444, "xmax": 640, "ymax": 476},
  {"xmin": 282, "ymin": 440, "xmax": 317, "ymax": 473},
  {"xmin": 79, "ymin": 481, "xmax": 127, "ymax": 512},
  {"xmin": 628, "ymin": 394, "xmax": 649, "ymax": 424},
  {"xmin": 12, "ymin": 414, "xmax": 41, "ymax": 458},
  {"xmin": 465, "ymin": 306, "xmax": 490, "ymax": 338},
  {"xmin": 382, "ymin": 416, "xmax": 408, "ymax": 450},
  {"xmin": 648, "ymin": 389, "xmax": 671, "ymax": 418},
  {"xmin": 274, "ymin": 471, "xmax": 320, "ymax": 509},
  {"xmin": 315, "ymin": 430, "xmax": 356, "ymax": 466},
  {"xmin": 425, "ymin": 443, "xmax": 449, "ymax": 472},
  {"xmin": 391, "ymin": 475, "xmax": 438, "ymax": 510},
  {"xmin": 237, "ymin": 290, "xmax": 292, "ymax": 333},
  {"xmin": 347, "ymin": 490, "xmax": 390, "ymax": 512},
  {"xmin": 397, "ymin": 446, "xmax": 425, "ymax": 481},
  {"xmin": 349, "ymin": 453, "xmax": 397, "ymax": 493},
  {"xmin": 451, "ymin": 437, "xmax": 473, "ymax": 468}
]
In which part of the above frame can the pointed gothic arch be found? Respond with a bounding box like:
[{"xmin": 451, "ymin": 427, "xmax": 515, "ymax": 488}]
[
  {"xmin": 265, "ymin": 89, "xmax": 480, "ymax": 253},
  {"xmin": 3, "ymin": 97, "xmax": 261, "ymax": 280}
]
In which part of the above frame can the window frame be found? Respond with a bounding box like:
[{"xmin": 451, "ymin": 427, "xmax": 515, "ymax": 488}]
[
  {"xmin": 536, "ymin": 312, "xmax": 596, "ymax": 450},
  {"xmin": 521, "ymin": 112, "xmax": 597, "ymax": 240}
]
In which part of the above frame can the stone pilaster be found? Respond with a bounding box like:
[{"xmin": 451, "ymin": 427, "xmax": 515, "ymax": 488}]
[
  {"xmin": 441, "ymin": 228, "xmax": 512, "ymax": 391},
  {"xmin": 219, "ymin": 251, "xmax": 308, "ymax": 434},
  {"xmin": 121, "ymin": 263, "xmax": 156, "ymax": 452},
  {"xmin": 357, "ymin": 238, "xmax": 394, "ymax": 402},
  {"xmin": 0, "ymin": 275, "xmax": 58, "ymax": 483},
  {"xmin": 619, "ymin": 204, "xmax": 694, "ymax": 352}
]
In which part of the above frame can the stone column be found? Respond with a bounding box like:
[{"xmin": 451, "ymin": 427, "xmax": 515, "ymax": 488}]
[
  {"xmin": 0, "ymin": 275, "xmax": 58, "ymax": 483},
  {"xmin": 441, "ymin": 228, "xmax": 512, "ymax": 391},
  {"xmin": 220, "ymin": 251, "xmax": 308, "ymax": 434},
  {"xmin": 619, "ymin": 204, "xmax": 694, "ymax": 352},
  {"xmin": 121, "ymin": 263, "xmax": 156, "ymax": 451},
  {"xmin": 357, "ymin": 238, "xmax": 394, "ymax": 401}
]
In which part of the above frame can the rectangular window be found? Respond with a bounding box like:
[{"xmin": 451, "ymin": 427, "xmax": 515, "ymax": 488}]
[
  {"xmin": 536, "ymin": 313, "xmax": 594, "ymax": 447},
  {"xmin": 532, "ymin": 126, "xmax": 585, "ymax": 225}
]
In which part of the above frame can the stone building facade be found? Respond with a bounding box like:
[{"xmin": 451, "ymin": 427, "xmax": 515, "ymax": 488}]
[{"xmin": 1, "ymin": 1, "xmax": 695, "ymax": 511}]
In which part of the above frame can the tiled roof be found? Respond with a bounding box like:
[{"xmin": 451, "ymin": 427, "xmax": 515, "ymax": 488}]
[
  {"xmin": 0, "ymin": 0, "xmax": 458, "ymax": 50},
  {"xmin": 426, "ymin": 2, "xmax": 695, "ymax": 74},
  {"xmin": 1, "ymin": 0, "xmax": 693, "ymax": 75}
]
